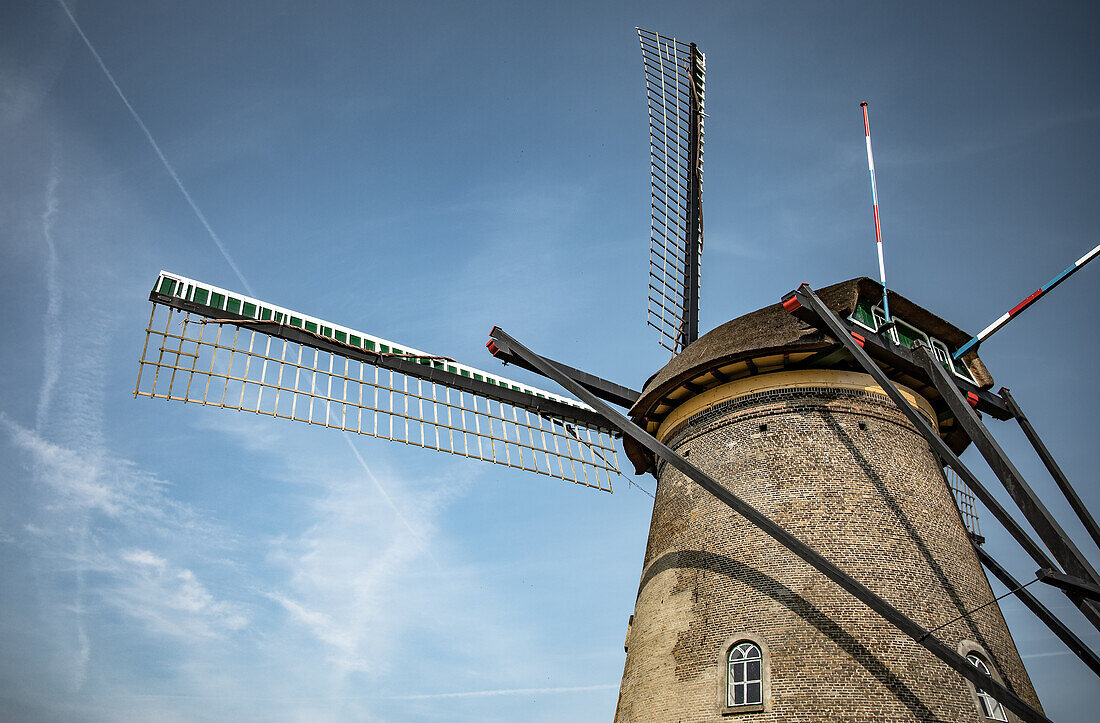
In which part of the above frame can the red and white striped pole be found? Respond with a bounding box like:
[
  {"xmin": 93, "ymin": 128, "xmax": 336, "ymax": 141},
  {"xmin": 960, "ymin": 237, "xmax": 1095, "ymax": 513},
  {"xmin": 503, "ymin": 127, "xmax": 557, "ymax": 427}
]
[
  {"xmin": 954, "ymin": 241, "xmax": 1100, "ymax": 359},
  {"xmin": 861, "ymin": 101, "xmax": 891, "ymax": 323}
]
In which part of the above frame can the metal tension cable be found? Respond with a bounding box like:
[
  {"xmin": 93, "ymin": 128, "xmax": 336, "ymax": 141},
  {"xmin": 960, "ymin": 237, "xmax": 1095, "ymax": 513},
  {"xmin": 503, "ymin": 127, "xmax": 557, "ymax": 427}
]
[{"xmin": 917, "ymin": 576, "xmax": 1041, "ymax": 643}]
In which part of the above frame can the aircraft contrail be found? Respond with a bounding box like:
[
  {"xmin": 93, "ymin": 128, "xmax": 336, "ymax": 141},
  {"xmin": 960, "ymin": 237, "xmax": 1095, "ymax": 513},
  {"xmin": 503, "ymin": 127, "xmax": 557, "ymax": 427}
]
[{"xmin": 56, "ymin": 0, "xmax": 254, "ymax": 295}]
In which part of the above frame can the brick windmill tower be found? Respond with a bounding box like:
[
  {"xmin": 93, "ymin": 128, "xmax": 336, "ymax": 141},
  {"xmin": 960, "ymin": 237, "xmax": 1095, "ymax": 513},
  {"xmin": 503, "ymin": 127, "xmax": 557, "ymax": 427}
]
[
  {"xmin": 135, "ymin": 28, "xmax": 1098, "ymax": 722},
  {"xmin": 615, "ymin": 280, "xmax": 1038, "ymax": 720}
]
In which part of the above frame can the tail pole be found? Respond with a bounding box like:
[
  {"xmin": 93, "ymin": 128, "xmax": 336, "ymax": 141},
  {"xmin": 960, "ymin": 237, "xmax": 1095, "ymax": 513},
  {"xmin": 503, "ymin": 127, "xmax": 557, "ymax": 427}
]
[{"xmin": 955, "ymin": 242, "xmax": 1100, "ymax": 359}]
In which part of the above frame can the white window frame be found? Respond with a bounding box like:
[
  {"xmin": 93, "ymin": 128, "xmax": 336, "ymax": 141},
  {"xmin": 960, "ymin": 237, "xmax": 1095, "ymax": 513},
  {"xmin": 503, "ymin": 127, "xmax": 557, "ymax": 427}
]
[
  {"xmin": 718, "ymin": 634, "xmax": 769, "ymax": 715},
  {"xmin": 861, "ymin": 305, "xmax": 979, "ymax": 385},
  {"xmin": 964, "ymin": 650, "xmax": 1009, "ymax": 721},
  {"xmin": 930, "ymin": 337, "xmax": 952, "ymax": 366},
  {"xmin": 847, "ymin": 304, "xmax": 879, "ymax": 333},
  {"xmin": 872, "ymin": 307, "xmax": 899, "ymax": 344},
  {"xmin": 727, "ymin": 642, "xmax": 763, "ymax": 707}
]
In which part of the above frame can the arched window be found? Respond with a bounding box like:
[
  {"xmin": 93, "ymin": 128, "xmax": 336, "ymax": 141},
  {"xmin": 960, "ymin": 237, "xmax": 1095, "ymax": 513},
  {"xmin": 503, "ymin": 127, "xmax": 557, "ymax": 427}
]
[
  {"xmin": 727, "ymin": 642, "xmax": 763, "ymax": 707},
  {"xmin": 966, "ymin": 652, "xmax": 1008, "ymax": 721}
]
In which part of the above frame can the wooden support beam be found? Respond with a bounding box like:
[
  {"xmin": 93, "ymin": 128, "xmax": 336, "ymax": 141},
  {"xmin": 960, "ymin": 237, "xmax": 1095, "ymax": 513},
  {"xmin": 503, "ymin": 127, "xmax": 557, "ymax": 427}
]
[
  {"xmin": 975, "ymin": 545, "xmax": 1100, "ymax": 678},
  {"xmin": 915, "ymin": 346, "xmax": 1100, "ymax": 593},
  {"xmin": 789, "ymin": 284, "xmax": 1100, "ymax": 635},
  {"xmin": 1000, "ymin": 387, "xmax": 1100, "ymax": 552}
]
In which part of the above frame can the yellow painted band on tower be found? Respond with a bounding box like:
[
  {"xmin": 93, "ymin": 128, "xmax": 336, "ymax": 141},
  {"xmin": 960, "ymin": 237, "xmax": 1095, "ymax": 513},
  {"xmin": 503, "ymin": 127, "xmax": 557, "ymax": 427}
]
[{"xmin": 656, "ymin": 369, "xmax": 938, "ymax": 442}]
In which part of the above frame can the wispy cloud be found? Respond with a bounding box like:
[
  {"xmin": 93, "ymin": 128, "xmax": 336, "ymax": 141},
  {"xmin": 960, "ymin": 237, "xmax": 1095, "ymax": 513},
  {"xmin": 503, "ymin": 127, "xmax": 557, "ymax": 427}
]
[
  {"xmin": 55, "ymin": 0, "xmax": 253, "ymax": 295},
  {"xmin": 343, "ymin": 435, "xmax": 438, "ymax": 565},
  {"xmin": 35, "ymin": 154, "xmax": 61, "ymax": 432},
  {"xmin": 1021, "ymin": 650, "xmax": 1074, "ymax": 660},
  {"xmin": 386, "ymin": 683, "xmax": 618, "ymax": 699},
  {"xmin": 109, "ymin": 548, "xmax": 249, "ymax": 637},
  {"xmin": 262, "ymin": 459, "xmax": 449, "ymax": 676},
  {"xmin": 3, "ymin": 413, "xmax": 214, "ymax": 535}
]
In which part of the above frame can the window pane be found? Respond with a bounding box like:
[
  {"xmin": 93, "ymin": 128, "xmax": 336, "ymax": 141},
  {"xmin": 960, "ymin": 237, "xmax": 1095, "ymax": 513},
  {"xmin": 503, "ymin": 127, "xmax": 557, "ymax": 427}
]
[
  {"xmin": 747, "ymin": 682, "xmax": 761, "ymax": 704},
  {"xmin": 747, "ymin": 660, "xmax": 761, "ymax": 680},
  {"xmin": 733, "ymin": 663, "xmax": 744, "ymax": 682},
  {"xmin": 733, "ymin": 685, "xmax": 744, "ymax": 705}
]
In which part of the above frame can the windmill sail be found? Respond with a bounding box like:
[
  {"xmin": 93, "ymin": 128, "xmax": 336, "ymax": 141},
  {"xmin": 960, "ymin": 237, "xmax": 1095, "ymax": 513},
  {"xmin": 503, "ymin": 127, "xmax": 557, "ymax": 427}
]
[
  {"xmin": 135, "ymin": 272, "xmax": 621, "ymax": 491},
  {"xmin": 638, "ymin": 27, "xmax": 705, "ymax": 355}
]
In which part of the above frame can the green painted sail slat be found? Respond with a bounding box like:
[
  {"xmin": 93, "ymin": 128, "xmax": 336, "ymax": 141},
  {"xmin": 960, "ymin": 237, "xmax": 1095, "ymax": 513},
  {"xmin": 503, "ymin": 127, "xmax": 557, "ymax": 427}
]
[{"xmin": 151, "ymin": 274, "xmax": 581, "ymax": 409}]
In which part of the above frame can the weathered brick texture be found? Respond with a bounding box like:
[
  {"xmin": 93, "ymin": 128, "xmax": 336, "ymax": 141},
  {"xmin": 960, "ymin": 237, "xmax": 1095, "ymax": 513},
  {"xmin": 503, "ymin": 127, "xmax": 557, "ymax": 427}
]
[{"xmin": 614, "ymin": 378, "xmax": 1040, "ymax": 722}]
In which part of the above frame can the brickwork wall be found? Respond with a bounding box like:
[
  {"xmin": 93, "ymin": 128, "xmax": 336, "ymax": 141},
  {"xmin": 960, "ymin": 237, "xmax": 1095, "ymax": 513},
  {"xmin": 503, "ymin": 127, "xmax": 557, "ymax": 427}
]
[{"xmin": 614, "ymin": 381, "xmax": 1040, "ymax": 722}]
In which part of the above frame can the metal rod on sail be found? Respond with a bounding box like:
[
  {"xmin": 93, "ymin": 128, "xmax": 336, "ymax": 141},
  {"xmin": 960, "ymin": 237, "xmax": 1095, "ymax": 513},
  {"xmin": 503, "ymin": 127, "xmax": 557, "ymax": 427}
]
[
  {"xmin": 954, "ymin": 241, "xmax": 1100, "ymax": 359},
  {"xmin": 682, "ymin": 42, "xmax": 703, "ymax": 348},
  {"xmin": 861, "ymin": 101, "xmax": 891, "ymax": 323}
]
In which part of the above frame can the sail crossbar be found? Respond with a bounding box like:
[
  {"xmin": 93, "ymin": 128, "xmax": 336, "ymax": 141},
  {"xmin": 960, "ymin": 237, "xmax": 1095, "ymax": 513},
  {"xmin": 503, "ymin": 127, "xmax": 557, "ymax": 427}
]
[{"xmin": 135, "ymin": 273, "xmax": 620, "ymax": 491}]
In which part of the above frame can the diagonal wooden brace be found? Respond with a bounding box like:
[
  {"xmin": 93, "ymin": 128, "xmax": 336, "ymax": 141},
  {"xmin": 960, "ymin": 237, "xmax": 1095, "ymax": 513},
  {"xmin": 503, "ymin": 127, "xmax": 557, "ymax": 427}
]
[
  {"xmin": 1000, "ymin": 387, "xmax": 1100, "ymax": 552},
  {"xmin": 1037, "ymin": 568, "xmax": 1100, "ymax": 602},
  {"xmin": 915, "ymin": 342, "xmax": 1100, "ymax": 591},
  {"xmin": 975, "ymin": 545, "xmax": 1100, "ymax": 679},
  {"xmin": 789, "ymin": 284, "xmax": 1100, "ymax": 635}
]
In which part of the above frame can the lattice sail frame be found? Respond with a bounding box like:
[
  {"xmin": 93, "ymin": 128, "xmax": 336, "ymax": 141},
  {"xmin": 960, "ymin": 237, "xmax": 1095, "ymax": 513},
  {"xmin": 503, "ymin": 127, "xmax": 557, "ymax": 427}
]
[
  {"xmin": 946, "ymin": 466, "xmax": 982, "ymax": 539},
  {"xmin": 135, "ymin": 272, "xmax": 620, "ymax": 491},
  {"xmin": 639, "ymin": 27, "xmax": 705, "ymax": 355}
]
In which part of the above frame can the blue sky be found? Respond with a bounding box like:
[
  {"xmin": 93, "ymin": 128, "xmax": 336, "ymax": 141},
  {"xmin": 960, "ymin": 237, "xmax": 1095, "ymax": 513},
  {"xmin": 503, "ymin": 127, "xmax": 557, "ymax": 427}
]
[{"xmin": 1, "ymin": 1, "xmax": 1098, "ymax": 720}]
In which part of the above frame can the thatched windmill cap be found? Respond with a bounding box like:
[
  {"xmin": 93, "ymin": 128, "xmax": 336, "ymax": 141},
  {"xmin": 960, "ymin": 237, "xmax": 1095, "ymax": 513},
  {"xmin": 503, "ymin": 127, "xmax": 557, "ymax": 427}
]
[{"xmin": 625, "ymin": 278, "xmax": 992, "ymax": 474}]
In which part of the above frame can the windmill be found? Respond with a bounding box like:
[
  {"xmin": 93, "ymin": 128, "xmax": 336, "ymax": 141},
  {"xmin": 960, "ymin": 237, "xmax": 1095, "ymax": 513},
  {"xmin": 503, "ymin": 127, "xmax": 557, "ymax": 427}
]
[{"xmin": 132, "ymin": 28, "xmax": 1099, "ymax": 722}]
